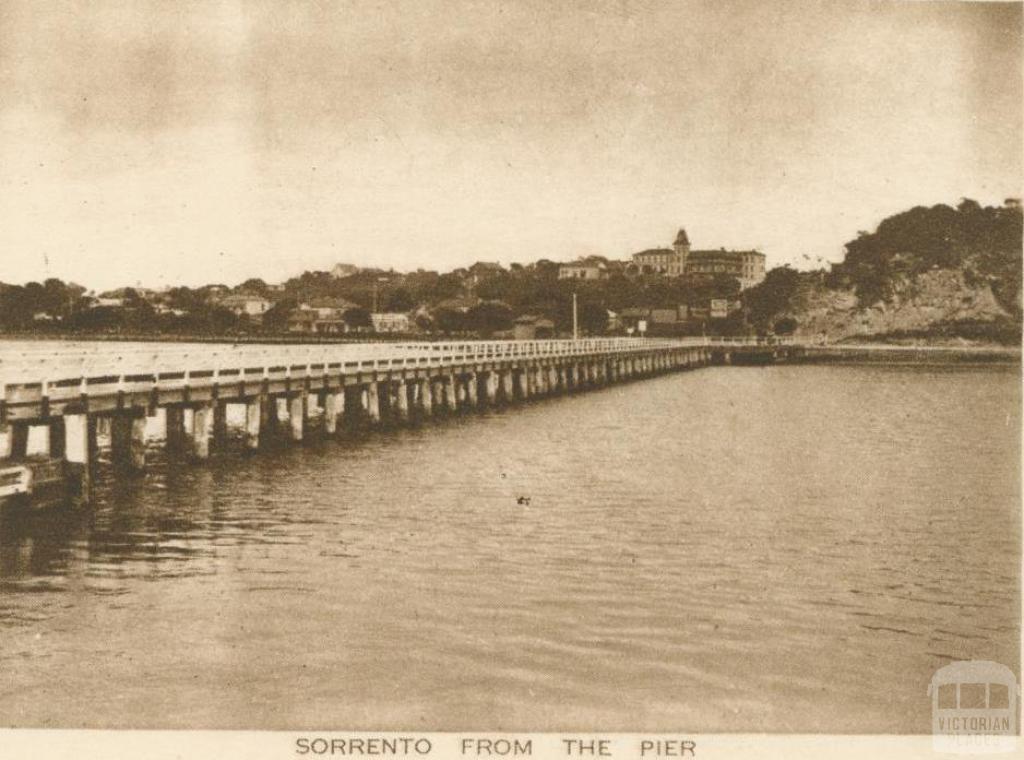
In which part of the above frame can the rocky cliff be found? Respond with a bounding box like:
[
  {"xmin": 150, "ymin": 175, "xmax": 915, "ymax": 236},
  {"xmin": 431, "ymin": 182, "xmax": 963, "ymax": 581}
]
[
  {"xmin": 745, "ymin": 200, "xmax": 1022, "ymax": 345},
  {"xmin": 789, "ymin": 268, "xmax": 1017, "ymax": 343}
]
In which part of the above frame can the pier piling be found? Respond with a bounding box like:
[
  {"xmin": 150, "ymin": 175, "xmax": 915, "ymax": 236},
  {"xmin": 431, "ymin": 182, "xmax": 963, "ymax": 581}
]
[
  {"xmin": 0, "ymin": 337, "xmax": 746, "ymax": 508},
  {"xmin": 110, "ymin": 412, "xmax": 146, "ymax": 471}
]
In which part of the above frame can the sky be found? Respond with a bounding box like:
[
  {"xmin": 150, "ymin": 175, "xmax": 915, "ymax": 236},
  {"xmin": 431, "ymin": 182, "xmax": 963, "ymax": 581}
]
[{"xmin": 0, "ymin": 0, "xmax": 1020, "ymax": 290}]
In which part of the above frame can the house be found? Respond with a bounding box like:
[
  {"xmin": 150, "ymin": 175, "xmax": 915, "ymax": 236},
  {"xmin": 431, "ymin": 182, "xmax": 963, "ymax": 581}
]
[
  {"xmin": 371, "ymin": 312, "xmax": 411, "ymax": 333},
  {"xmin": 287, "ymin": 297, "xmax": 361, "ymax": 333},
  {"xmin": 330, "ymin": 263, "xmax": 360, "ymax": 279},
  {"xmin": 287, "ymin": 309, "xmax": 324, "ymax": 333},
  {"xmin": 710, "ymin": 299, "xmax": 730, "ymax": 319},
  {"xmin": 632, "ymin": 228, "xmax": 767, "ymax": 288},
  {"xmin": 708, "ymin": 298, "xmax": 743, "ymax": 319},
  {"xmin": 558, "ymin": 257, "xmax": 609, "ymax": 280},
  {"xmin": 606, "ymin": 309, "xmax": 622, "ymax": 332},
  {"xmin": 686, "ymin": 249, "xmax": 766, "ymax": 290},
  {"xmin": 219, "ymin": 294, "xmax": 273, "ymax": 319},
  {"xmin": 513, "ymin": 315, "xmax": 555, "ymax": 340},
  {"xmin": 91, "ymin": 296, "xmax": 125, "ymax": 309},
  {"xmin": 631, "ymin": 248, "xmax": 679, "ymax": 275},
  {"xmin": 468, "ymin": 262, "xmax": 504, "ymax": 287},
  {"xmin": 632, "ymin": 230, "xmax": 688, "ymax": 276},
  {"xmin": 619, "ymin": 307, "xmax": 651, "ymax": 333},
  {"xmin": 434, "ymin": 296, "xmax": 481, "ymax": 314},
  {"xmin": 154, "ymin": 303, "xmax": 187, "ymax": 316},
  {"xmin": 97, "ymin": 287, "xmax": 139, "ymax": 304},
  {"xmin": 307, "ymin": 296, "xmax": 360, "ymax": 313},
  {"xmin": 650, "ymin": 308, "xmax": 683, "ymax": 325},
  {"xmin": 619, "ymin": 305, "xmax": 689, "ymax": 334}
]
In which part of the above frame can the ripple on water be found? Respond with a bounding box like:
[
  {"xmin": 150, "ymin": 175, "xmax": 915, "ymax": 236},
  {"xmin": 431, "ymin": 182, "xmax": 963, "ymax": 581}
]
[{"xmin": 0, "ymin": 364, "xmax": 1018, "ymax": 731}]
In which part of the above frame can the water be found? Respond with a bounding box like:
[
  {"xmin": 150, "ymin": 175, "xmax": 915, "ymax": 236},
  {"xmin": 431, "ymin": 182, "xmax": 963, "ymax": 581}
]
[{"xmin": 0, "ymin": 365, "xmax": 1018, "ymax": 732}]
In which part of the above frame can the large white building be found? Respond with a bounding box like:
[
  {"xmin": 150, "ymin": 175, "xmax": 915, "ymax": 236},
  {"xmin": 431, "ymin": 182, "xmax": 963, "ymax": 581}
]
[{"xmin": 632, "ymin": 228, "xmax": 766, "ymax": 289}]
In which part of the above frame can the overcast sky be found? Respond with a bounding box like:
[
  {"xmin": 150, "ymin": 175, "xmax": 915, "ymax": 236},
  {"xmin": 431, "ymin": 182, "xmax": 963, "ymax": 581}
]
[{"xmin": 0, "ymin": 0, "xmax": 1020, "ymax": 290}]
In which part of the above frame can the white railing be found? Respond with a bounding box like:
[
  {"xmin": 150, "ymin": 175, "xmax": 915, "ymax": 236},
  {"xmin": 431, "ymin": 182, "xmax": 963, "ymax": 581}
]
[
  {"xmin": 3, "ymin": 335, "xmax": 841, "ymax": 398},
  {"xmin": 0, "ymin": 337, "xmax": 711, "ymax": 391}
]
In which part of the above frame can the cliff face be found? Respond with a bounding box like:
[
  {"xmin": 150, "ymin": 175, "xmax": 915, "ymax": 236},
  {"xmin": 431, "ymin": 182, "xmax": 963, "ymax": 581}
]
[
  {"xmin": 743, "ymin": 200, "xmax": 1022, "ymax": 344},
  {"xmin": 788, "ymin": 268, "xmax": 1016, "ymax": 343}
]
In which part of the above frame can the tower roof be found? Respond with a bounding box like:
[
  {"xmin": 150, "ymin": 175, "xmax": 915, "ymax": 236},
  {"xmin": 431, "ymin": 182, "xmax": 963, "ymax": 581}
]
[{"xmin": 674, "ymin": 228, "xmax": 690, "ymax": 246}]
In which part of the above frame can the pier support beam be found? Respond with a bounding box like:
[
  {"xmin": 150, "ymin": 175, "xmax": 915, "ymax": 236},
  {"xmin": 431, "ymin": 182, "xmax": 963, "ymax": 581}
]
[
  {"xmin": 379, "ymin": 382, "xmax": 394, "ymax": 424},
  {"xmin": 466, "ymin": 373, "xmax": 478, "ymax": 408},
  {"xmin": 342, "ymin": 386, "xmax": 363, "ymax": 429},
  {"xmin": 517, "ymin": 369, "xmax": 529, "ymax": 400},
  {"xmin": 165, "ymin": 407, "xmax": 187, "ymax": 453},
  {"xmin": 420, "ymin": 378, "xmax": 434, "ymax": 416},
  {"xmin": 243, "ymin": 398, "xmax": 262, "ymax": 450},
  {"xmin": 289, "ymin": 393, "xmax": 307, "ymax": 441},
  {"xmin": 484, "ymin": 372, "xmax": 498, "ymax": 405},
  {"xmin": 431, "ymin": 378, "xmax": 445, "ymax": 413},
  {"xmin": 366, "ymin": 382, "xmax": 381, "ymax": 425},
  {"xmin": 261, "ymin": 393, "xmax": 283, "ymax": 445},
  {"xmin": 213, "ymin": 401, "xmax": 229, "ymax": 451},
  {"xmin": 7, "ymin": 423, "xmax": 29, "ymax": 459},
  {"xmin": 445, "ymin": 375, "xmax": 458, "ymax": 412},
  {"xmin": 111, "ymin": 412, "xmax": 146, "ymax": 471},
  {"xmin": 47, "ymin": 417, "xmax": 66, "ymax": 460},
  {"xmin": 0, "ymin": 425, "xmax": 11, "ymax": 460},
  {"xmin": 323, "ymin": 391, "xmax": 343, "ymax": 434},
  {"xmin": 191, "ymin": 404, "xmax": 214, "ymax": 460},
  {"xmin": 501, "ymin": 369, "xmax": 514, "ymax": 402},
  {"xmin": 63, "ymin": 413, "xmax": 93, "ymax": 505},
  {"xmin": 395, "ymin": 381, "xmax": 410, "ymax": 422}
]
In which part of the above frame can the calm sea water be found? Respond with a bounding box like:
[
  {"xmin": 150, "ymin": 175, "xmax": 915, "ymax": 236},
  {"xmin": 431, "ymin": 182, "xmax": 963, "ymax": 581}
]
[{"xmin": 0, "ymin": 364, "xmax": 1019, "ymax": 732}]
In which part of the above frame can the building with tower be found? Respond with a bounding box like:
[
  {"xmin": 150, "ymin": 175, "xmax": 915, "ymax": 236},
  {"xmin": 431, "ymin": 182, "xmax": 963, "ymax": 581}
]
[{"xmin": 631, "ymin": 228, "xmax": 766, "ymax": 290}]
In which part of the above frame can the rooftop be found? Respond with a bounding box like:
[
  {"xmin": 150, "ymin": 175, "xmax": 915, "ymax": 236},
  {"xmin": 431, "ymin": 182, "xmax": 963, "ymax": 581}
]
[
  {"xmin": 689, "ymin": 249, "xmax": 765, "ymax": 259},
  {"xmin": 632, "ymin": 248, "xmax": 674, "ymax": 259},
  {"xmin": 306, "ymin": 296, "xmax": 360, "ymax": 310}
]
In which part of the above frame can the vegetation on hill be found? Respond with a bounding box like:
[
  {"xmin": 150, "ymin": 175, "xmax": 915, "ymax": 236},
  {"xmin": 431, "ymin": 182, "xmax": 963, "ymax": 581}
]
[
  {"xmin": 830, "ymin": 198, "xmax": 1022, "ymax": 309},
  {"xmin": 743, "ymin": 199, "xmax": 1022, "ymax": 343},
  {"xmin": 1, "ymin": 199, "xmax": 1018, "ymax": 343}
]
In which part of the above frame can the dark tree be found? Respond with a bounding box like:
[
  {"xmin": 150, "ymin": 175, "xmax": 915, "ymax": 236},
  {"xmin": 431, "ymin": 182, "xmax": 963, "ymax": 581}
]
[
  {"xmin": 343, "ymin": 307, "xmax": 373, "ymax": 329},
  {"xmin": 434, "ymin": 308, "xmax": 468, "ymax": 334},
  {"xmin": 383, "ymin": 287, "xmax": 415, "ymax": 312},
  {"xmin": 263, "ymin": 297, "xmax": 297, "ymax": 331},
  {"xmin": 466, "ymin": 301, "xmax": 514, "ymax": 336},
  {"xmin": 238, "ymin": 278, "xmax": 270, "ymax": 296}
]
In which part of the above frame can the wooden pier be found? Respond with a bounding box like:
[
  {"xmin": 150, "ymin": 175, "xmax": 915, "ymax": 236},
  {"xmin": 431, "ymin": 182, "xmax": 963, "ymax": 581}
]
[
  {"xmin": 0, "ymin": 338, "xmax": 713, "ymax": 506},
  {"xmin": 2, "ymin": 335, "xmax": 1016, "ymax": 508}
]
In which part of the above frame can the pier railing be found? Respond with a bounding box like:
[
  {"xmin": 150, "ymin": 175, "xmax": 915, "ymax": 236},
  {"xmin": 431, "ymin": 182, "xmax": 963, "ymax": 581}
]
[{"xmin": 0, "ymin": 337, "xmax": 713, "ymax": 397}]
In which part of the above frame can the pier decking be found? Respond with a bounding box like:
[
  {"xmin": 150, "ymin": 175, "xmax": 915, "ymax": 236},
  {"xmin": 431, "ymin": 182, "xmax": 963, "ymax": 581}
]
[
  {"xmin": 0, "ymin": 337, "xmax": 714, "ymax": 505},
  {"xmin": 1, "ymin": 336, "xmax": 1016, "ymax": 508}
]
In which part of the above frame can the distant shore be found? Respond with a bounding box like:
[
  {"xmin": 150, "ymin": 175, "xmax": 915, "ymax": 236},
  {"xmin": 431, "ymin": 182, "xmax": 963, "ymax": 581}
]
[{"xmin": 788, "ymin": 343, "xmax": 1020, "ymax": 365}]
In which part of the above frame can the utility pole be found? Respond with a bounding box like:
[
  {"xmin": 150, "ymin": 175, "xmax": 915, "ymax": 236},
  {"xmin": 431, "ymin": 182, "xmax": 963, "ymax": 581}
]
[{"xmin": 572, "ymin": 292, "xmax": 579, "ymax": 340}]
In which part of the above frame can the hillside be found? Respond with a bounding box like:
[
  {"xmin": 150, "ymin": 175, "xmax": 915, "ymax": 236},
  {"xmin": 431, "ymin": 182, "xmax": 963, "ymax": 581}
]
[{"xmin": 744, "ymin": 200, "xmax": 1023, "ymax": 345}]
